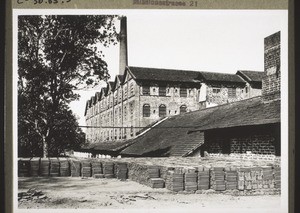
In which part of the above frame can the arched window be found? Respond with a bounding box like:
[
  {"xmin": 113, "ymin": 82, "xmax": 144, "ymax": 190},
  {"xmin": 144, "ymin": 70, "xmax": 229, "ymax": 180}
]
[
  {"xmin": 159, "ymin": 104, "xmax": 166, "ymax": 117},
  {"xmin": 180, "ymin": 105, "xmax": 187, "ymax": 114},
  {"xmin": 143, "ymin": 104, "xmax": 150, "ymax": 117}
]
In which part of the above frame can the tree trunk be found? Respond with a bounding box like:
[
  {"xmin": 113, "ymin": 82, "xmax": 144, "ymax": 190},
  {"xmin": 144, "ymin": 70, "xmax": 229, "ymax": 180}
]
[{"xmin": 42, "ymin": 135, "xmax": 48, "ymax": 158}]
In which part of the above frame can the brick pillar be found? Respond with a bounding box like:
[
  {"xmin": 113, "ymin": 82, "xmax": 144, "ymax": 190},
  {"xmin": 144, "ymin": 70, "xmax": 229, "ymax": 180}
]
[{"xmin": 262, "ymin": 31, "xmax": 281, "ymax": 102}]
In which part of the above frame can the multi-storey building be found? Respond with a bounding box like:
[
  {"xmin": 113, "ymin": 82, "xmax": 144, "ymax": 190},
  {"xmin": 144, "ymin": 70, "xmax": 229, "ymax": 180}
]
[{"xmin": 84, "ymin": 16, "xmax": 264, "ymax": 144}]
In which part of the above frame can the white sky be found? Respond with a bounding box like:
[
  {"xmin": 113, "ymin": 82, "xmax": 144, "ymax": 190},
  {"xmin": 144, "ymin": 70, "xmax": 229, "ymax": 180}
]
[{"xmin": 68, "ymin": 10, "xmax": 287, "ymax": 128}]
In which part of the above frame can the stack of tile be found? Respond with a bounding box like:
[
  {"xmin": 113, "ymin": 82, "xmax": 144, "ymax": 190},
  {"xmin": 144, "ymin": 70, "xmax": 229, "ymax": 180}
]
[
  {"xmin": 147, "ymin": 166, "xmax": 160, "ymax": 178},
  {"xmin": 91, "ymin": 161, "xmax": 103, "ymax": 177},
  {"xmin": 262, "ymin": 166, "xmax": 274, "ymax": 189},
  {"xmin": 18, "ymin": 158, "xmax": 30, "ymax": 177},
  {"xmin": 184, "ymin": 172, "xmax": 198, "ymax": 191},
  {"xmin": 49, "ymin": 158, "xmax": 60, "ymax": 177},
  {"xmin": 237, "ymin": 168, "xmax": 245, "ymax": 190},
  {"xmin": 197, "ymin": 167, "xmax": 210, "ymax": 190},
  {"xmin": 165, "ymin": 171, "xmax": 184, "ymax": 192},
  {"xmin": 29, "ymin": 158, "xmax": 40, "ymax": 177},
  {"xmin": 40, "ymin": 158, "xmax": 50, "ymax": 176},
  {"xmin": 103, "ymin": 162, "xmax": 114, "ymax": 178},
  {"xmin": 273, "ymin": 167, "xmax": 281, "ymax": 189},
  {"xmin": 115, "ymin": 162, "xmax": 128, "ymax": 180},
  {"xmin": 59, "ymin": 158, "xmax": 70, "ymax": 177},
  {"xmin": 81, "ymin": 160, "xmax": 91, "ymax": 178},
  {"xmin": 149, "ymin": 178, "xmax": 165, "ymax": 188},
  {"xmin": 127, "ymin": 163, "xmax": 149, "ymax": 185},
  {"xmin": 251, "ymin": 167, "xmax": 263, "ymax": 190},
  {"xmin": 70, "ymin": 159, "xmax": 81, "ymax": 177},
  {"xmin": 225, "ymin": 168, "xmax": 238, "ymax": 190},
  {"xmin": 211, "ymin": 167, "xmax": 225, "ymax": 191}
]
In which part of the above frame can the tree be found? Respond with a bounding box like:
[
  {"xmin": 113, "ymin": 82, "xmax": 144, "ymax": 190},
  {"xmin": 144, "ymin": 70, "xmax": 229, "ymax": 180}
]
[{"xmin": 18, "ymin": 15, "xmax": 118, "ymax": 157}]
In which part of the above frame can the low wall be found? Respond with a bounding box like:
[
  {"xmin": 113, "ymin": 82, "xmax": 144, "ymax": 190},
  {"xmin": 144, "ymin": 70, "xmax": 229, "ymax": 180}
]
[{"xmin": 18, "ymin": 157, "xmax": 281, "ymax": 195}]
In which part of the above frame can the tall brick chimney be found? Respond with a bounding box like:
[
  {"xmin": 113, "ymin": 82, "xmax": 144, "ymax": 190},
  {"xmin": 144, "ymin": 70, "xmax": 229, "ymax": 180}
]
[
  {"xmin": 262, "ymin": 31, "xmax": 281, "ymax": 102},
  {"xmin": 119, "ymin": 16, "xmax": 128, "ymax": 75}
]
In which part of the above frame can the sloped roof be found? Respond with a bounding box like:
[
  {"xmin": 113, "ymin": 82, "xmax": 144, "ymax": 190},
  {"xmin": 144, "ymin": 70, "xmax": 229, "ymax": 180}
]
[
  {"xmin": 127, "ymin": 66, "xmax": 201, "ymax": 83},
  {"xmin": 237, "ymin": 70, "xmax": 264, "ymax": 83},
  {"xmin": 80, "ymin": 140, "xmax": 135, "ymax": 152},
  {"xmin": 121, "ymin": 97, "xmax": 280, "ymax": 157},
  {"xmin": 198, "ymin": 71, "xmax": 245, "ymax": 84}
]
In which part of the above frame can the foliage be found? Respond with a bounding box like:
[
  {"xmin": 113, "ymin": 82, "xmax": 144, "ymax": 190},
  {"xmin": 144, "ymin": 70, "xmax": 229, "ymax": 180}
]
[{"xmin": 18, "ymin": 15, "xmax": 118, "ymax": 157}]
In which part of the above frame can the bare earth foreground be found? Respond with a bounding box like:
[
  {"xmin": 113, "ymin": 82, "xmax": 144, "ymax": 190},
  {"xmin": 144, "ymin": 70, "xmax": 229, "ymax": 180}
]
[{"xmin": 18, "ymin": 177, "xmax": 280, "ymax": 210}]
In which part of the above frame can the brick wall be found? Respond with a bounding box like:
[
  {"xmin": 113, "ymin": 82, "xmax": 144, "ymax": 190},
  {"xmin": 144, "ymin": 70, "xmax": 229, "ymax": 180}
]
[
  {"xmin": 202, "ymin": 124, "xmax": 280, "ymax": 157},
  {"xmin": 262, "ymin": 31, "xmax": 281, "ymax": 102}
]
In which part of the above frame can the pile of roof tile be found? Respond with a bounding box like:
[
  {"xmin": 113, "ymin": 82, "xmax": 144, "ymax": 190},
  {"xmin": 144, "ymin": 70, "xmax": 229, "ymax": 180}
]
[
  {"xmin": 18, "ymin": 158, "xmax": 30, "ymax": 177},
  {"xmin": 115, "ymin": 162, "xmax": 128, "ymax": 180},
  {"xmin": 197, "ymin": 167, "xmax": 210, "ymax": 190},
  {"xmin": 149, "ymin": 178, "xmax": 165, "ymax": 188},
  {"xmin": 91, "ymin": 161, "xmax": 103, "ymax": 178},
  {"xmin": 81, "ymin": 160, "xmax": 91, "ymax": 178},
  {"xmin": 165, "ymin": 171, "xmax": 184, "ymax": 192},
  {"xmin": 70, "ymin": 158, "xmax": 81, "ymax": 177},
  {"xmin": 30, "ymin": 158, "xmax": 40, "ymax": 177},
  {"xmin": 184, "ymin": 169, "xmax": 198, "ymax": 192},
  {"xmin": 49, "ymin": 158, "xmax": 60, "ymax": 177},
  {"xmin": 103, "ymin": 162, "xmax": 114, "ymax": 178},
  {"xmin": 210, "ymin": 167, "xmax": 226, "ymax": 191},
  {"xmin": 225, "ymin": 169, "xmax": 238, "ymax": 190},
  {"xmin": 274, "ymin": 167, "xmax": 281, "ymax": 188},
  {"xmin": 40, "ymin": 158, "xmax": 50, "ymax": 176},
  {"xmin": 59, "ymin": 158, "xmax": 70, "ymax": 177}
]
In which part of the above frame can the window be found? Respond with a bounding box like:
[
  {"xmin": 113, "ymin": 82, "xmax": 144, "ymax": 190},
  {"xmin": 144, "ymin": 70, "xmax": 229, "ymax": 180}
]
[
  {"xmin": 130, "ymin": 83, "xmax": 134, "ymax": 96},
  {"xmin": 118, "ymin": 90, "xmax": 122, "ymax": 103},
  {"xmin": 119, "ymin": 108, "xmax": 122, "ymax": 121},
  {"xmin": 159, "ymin": 104, "xmax": 167, "ymax": 117},
  {"xmin": 124, "ymin": 87, "xmax": 128, "ymax": 99},
  {"xmin": 114, "ymin": 93, "xmax": 118, "ymax": 105},
  {"xmin": 143, "ymin": 104, "xmax": 150, "ymax": 117},
  {"xmin": 130, "ymin": 103, "xmax": 134, "ymax": 118},
  {"xmin": 180, "ymin": 105, "xmax": 187, "ymax": 114},
  {"xmin": 115, "ymin": 129, "xmax": 117, "ymax": 140},
  {"xmin": 124, "ymin": 106, "xmax": 127, "ymax": 121},
  {"xmin": 159, "ymin": 86, "xmax": 166, "ymax": 96},
  {"xmin": 143, "ymin": 85, "xmax": 150, "ymax": 95},
  {"xmin": 180, "ymin": 88, "xmax": 187, "ymax": 97},
  {"xmin": 245, "ymin": 86, "xmax": 248, "ymax": 93},
  {"xmin": 212, "ymin": 88, "xmax": 221, "ymax": 94},
  {"xmin": 228, "ymin": 88, "xmax": 236, "ymax": 98}
]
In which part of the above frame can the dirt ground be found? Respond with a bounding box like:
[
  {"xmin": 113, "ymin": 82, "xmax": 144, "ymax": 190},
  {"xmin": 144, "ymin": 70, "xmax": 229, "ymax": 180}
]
[{"xmin": 18, "ymin": 177, "xmax": 281, "ymax": 210}]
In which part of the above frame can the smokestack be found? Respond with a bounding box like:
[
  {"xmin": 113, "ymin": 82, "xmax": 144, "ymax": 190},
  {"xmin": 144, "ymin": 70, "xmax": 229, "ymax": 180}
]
[{"xmin": 119, "ymin": 16, "xmax": 128, "ymax": 75}]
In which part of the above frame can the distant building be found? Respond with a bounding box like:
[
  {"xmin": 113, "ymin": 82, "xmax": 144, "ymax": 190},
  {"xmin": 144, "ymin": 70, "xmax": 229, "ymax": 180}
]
[{"xmin": 84, "ymin": 16, "xmax": 264, "ymax": 145}]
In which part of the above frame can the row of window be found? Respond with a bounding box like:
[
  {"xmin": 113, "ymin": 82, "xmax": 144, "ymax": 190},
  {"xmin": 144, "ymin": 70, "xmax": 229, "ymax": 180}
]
[
  {"xmin": 212, "ymin": 87, "xmax": 237, "ymax": 98},
  {"xmin": 142, "ymin": 104, "xmax": 187, "ymax": 117},
  {"xmin": 142, "ymin": 86, "xmax": 189, "ymax": 97}
]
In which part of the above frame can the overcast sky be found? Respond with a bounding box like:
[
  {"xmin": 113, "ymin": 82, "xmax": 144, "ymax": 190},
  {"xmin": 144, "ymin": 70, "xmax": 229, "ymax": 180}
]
[{"xmin": 66, "ymin": 10, "xmax": 287, "ymax": 128}]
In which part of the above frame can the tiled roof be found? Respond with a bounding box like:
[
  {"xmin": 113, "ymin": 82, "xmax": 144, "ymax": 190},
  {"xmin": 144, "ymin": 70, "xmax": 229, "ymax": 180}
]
[
  {"xmin": 127, "ymin": 66, "xmax": 201, "ymax": 83},
  {"xmin": 198, "ymin": 71, "xmax": 245, "ymax": 84},
  {"xmin": 80, "ymin": 140, "xmax": 135, "ymax": 152},
  {"xmin": 121, "ymin": 97, "xmax": 280, "ymax": 157},
  {"xmin": 237, "ymin": 70, "xmax": 264, "ymax": 83}
]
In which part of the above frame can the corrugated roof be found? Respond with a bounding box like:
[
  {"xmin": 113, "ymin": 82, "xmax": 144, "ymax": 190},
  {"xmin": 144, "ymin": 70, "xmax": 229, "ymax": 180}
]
[
  {"xmin": 121, "ymin": 97, "xmax": 280, "ymax": 157},
  {"xmin": 237, "ymin": 70, "xmax": 264, "ymax": 83}
]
